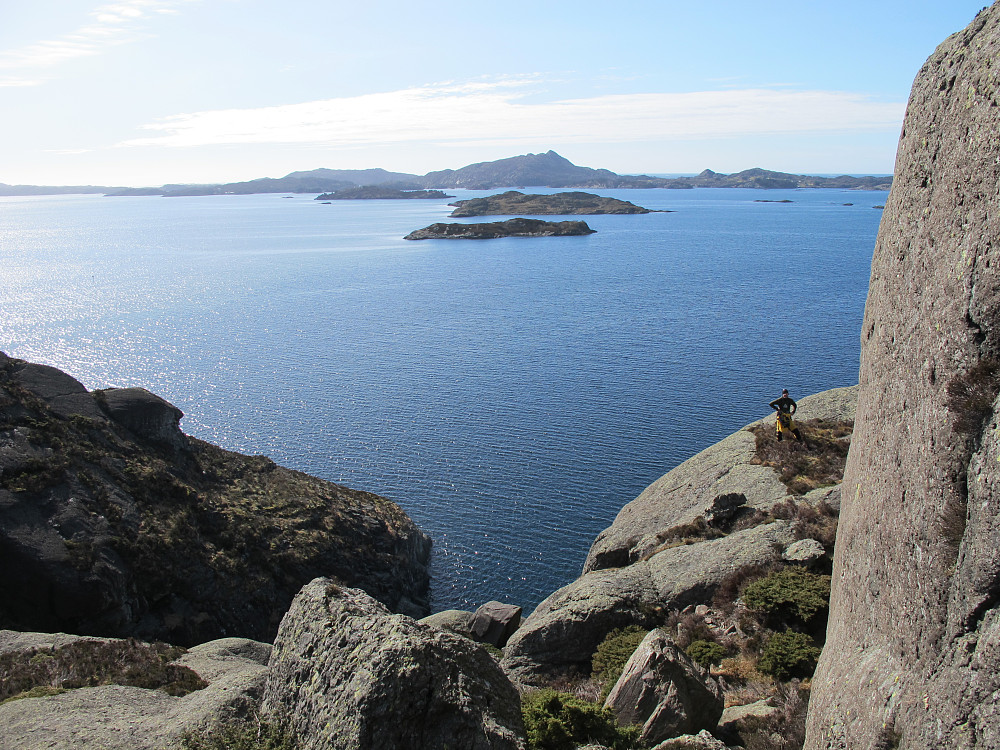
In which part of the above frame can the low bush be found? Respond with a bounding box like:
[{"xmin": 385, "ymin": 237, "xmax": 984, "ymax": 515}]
[
  {"xmin": 741, "ymin": 567, "xmax": 831, "ymax": 624},
  {"xmin": 946, "ymin": 358, "xmax": 1000, "ymax": 437},
  {"xmin": 756, "ymin": 631, "xmax": 821, "ymax": 681},
  {"xmin": 749, "ymin": 419, "xmax": 853, "ymax": 495},
  {"xmin": 591, "ymin": 626, "xmax": 649, "ymax": 697},
  {"xmin": 770, "ymin": 498, "xmax": 839, "ymax": 552},
  {"xmin": 686, "ymin": 639, "xmax": 727, "ymax": 667},
  {"xmin": 0, "ymin": 639, "xmax": 206, "ymax": 702},
  {"xmin": 182, "ymin": 719, "xmax": 296, "ymax": 750},
  {"xmin": 739, "ymin": 680, "xmax": 810, "ymax": 750},
  {"xmin": 521, "ymin": 689, "xmax": 640, "ymax": 750}
]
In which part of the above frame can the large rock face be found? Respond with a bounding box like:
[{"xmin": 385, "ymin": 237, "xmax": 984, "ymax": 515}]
[
  {"xmin": 261, "ymin": 579, "xmax": 525, "ymax": 750},
  {"xmin": 805, "ymin": 5, "xmax": 1000, "ymax": 749},
  {"xmin": 0, "ymin": 354, "xmax": 431, "ymax": 645}
]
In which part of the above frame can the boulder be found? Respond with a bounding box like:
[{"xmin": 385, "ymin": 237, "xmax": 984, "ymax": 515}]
[
  {"xmin": 4, "ymin": 359, "xmax": 105, "ymax": 422},
  {"xmin": 0, "ymin": 632, "xmax": 270, "ymax": 750},
  {"xmin": 501, "ymin": 521, "xmax": 795, "ymax": 684},
  {"xmin": 584, "ymin": 387, "xmax": 857, "ymax": 573},
  {"xmin": 805, "ymin": 5, "xmax": 1000, "ymax": 748},
  {"xmin": 781, "ymin": 539, "xmax": 826, "ymax": 564},
  {"xmin": 469, "ymin": 600, "xmax": 522, "ymax": 647},
  {"xmin": 718, "ymin": 699, "xmax": 780, "ymax": 731},
  {"xmin": 260, "ymin": 579, "xmax": 525, "ymax": 750},
  {"xmin": 651, "ymin": 730, "xmax": 733, "ymax": 749},
  {"xmin": 604, "ymin": 629, "xmax": 724, "ymax": 744},
  {"xmin": 420, "ymin": 609, "xmax": 476, "ymax": 638}
]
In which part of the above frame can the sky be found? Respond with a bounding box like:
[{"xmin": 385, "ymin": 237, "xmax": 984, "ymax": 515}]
[{"xmin": 0, "ymin": 0, "xmax": 992, "ymax": 187}]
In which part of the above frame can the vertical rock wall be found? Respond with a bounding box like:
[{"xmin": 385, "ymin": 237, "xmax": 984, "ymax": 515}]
[{"xmin": 806, "ymin": 4, "xmax": 1000, "ymax": 748}]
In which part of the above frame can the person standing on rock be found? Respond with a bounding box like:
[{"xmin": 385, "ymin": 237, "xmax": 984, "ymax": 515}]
[{"xmin": 769, "ymin": 389, "xmax": 803, "ymax": 442}]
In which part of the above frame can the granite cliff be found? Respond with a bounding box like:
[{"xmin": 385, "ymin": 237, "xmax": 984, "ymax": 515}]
[
  {"xmin": 0, "ymin": 353, "xmax": 431, "ymax": 647},
  {"xmin": 805, "ymin": 4, "xmax": 1000, "ymax": 748}
]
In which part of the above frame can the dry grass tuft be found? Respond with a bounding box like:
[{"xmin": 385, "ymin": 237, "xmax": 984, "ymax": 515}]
[{"xmin": 749, "ymin": 419, "xmax": 853, "ymax": 496}]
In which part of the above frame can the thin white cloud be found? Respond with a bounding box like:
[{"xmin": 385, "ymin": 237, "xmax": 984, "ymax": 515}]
[
  {"xmin": 120, "ymin": 80, "xmax": 906, "ymax": 150},
  {"xmin": 0, "ymin": 0, "xmax": 194, "ymax": 86}
]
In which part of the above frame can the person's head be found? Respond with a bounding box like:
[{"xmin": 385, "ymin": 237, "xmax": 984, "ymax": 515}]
[{"xmin": 782, "ymin": 389, "xmax": 789, "ymax": 397}]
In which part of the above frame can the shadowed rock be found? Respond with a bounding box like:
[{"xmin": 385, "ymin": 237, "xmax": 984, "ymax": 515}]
[
  {"xmin": 469, "ymin": 601, "xmax": 522, "ymax": 648},
  {"xmin": 0, "ymin": 354, "xmax": 431, "ymax": 645},
  {"xmin": 97, "ymin": 387, "xmax": 187, "ymax": 451}
]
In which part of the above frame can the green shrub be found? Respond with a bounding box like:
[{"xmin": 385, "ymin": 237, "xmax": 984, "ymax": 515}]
[
  {"xmin": 756, "ymin": 631, "xmax": 821, "ymax": 681},
  {"xmin": 741, "ymin": 567, "xmax": 831, "ymax": 623},
  {"xmin": 521, "ymin": 689, "xmax": 640, "ymax": 750},
  {"xmin": 685, "ymin": 639, "xmax": 726, "ymax": 667},
  {"xmin": 181, "ymin": 719, "xmax": 296, "ymax": 750},
  {"xmin": 591, "ymin": 626, "xmax": 649, "ymax": 696}
]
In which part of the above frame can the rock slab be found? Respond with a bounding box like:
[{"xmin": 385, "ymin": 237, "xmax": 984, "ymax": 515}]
[{"xmin": 261, "ymin": 579, "xmax": 526, "ymax": 750}]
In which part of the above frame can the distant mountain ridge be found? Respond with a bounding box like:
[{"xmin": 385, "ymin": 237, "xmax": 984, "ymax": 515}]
[{"xmin": 3, "ymin": 151, "xmax": 893, "ymax": 196}]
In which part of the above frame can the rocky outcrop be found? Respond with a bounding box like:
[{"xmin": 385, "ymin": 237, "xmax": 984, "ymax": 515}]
[
  {"xmin": 604, "ymin": 629, "xmax": 724, "ymax": 744},
  {"xmin": 502, "ymin": 520, "xmax": 796, "ymax": 683},
  {"xmin": 0, "ymin": 354, "xmax": 431, "ymax": 645},
  {"xmin": 501, "ymin": 387, "xmax": 855, "ymax": 685},
  {"xmin": 0, "ymin": 631, "xmax": 271, "ymax": 750},
  {"xmin": 260, "ymin": 579, "xmax": 526, "ymax": 750},
  {"xmin": 96, "ymin": 387, "xmax": 187, "ymax": 451},
  {"xmin": 805, "ymin": 5, "xmax": 1000, "ymax": 749},
  {"xmin": 585, "ymin": 387, "xmax": 856, "ymax": 573},
  {"xmin": 404, "ymin": 217, "xmax": 596, "ymax": 240},
  {"xmin": 448, "ymin": 190, "xmax": 654, "ymax": 217}
]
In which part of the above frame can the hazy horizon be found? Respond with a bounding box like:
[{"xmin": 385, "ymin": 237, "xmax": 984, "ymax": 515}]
[{"xmin": 0, "ymin": 1, "xmax": 991, "ymax": 187}]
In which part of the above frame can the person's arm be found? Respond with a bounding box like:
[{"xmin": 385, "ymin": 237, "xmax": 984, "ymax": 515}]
[
  {"xmin": 789, "ymin": 399, "xmax": 798, "ymax": 414},
  {"xmin": 769, "ymin": 399, "xmax": 780, "ymax": 411}
]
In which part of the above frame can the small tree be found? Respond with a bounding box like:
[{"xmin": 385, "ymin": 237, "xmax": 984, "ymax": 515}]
[
  {"xmin": 757, "ymin": 631, "xmax": 821, "ymax": 681},
  {"xmin": 742, "ymin": 567, "xmax": 831, "ymax": 624}
]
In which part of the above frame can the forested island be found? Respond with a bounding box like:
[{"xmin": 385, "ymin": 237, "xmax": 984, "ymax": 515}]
[
  {"xmin": 316, "ymin": 187, "xmax": 453, "ymax": 200},
  {"xmin": 404, "ymin": 217, "xmax": 596, "ymax": 240},
  {"xmin": 447, "ymin": 190, "xmax": 657, "ymax": 217}
]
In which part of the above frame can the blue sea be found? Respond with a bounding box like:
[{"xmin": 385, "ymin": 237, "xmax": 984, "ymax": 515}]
[{"xmin": 0, "ymin": 187, "xmax": 884, "ymax": 613}]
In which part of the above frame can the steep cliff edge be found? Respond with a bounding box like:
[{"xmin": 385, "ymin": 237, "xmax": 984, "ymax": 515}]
[
  {"xmin": 805, "ymin": 5, "xmax": 1000, "ymax": 748},
  {"xmin": 0, "ymin": 353, "xmax": 431, "ymax": 646}
]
